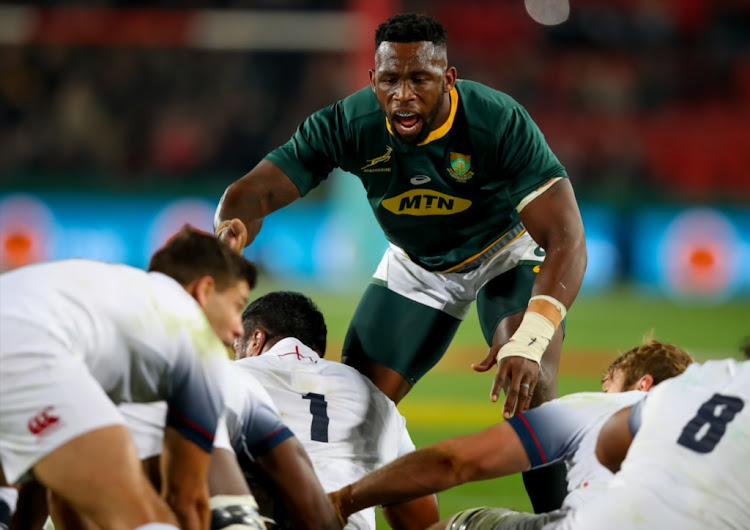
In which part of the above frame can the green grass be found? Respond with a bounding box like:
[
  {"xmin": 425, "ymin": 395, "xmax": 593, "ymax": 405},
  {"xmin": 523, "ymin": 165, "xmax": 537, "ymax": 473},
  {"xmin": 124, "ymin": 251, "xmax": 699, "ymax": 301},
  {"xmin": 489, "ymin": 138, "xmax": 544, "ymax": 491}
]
[
  {"xmin": 252, "ymin": 280, "xmax": 750, "ymax": 356},
  {"xmin": 249, "ymin": 280, "xmax": 749, "ymax": 527}
]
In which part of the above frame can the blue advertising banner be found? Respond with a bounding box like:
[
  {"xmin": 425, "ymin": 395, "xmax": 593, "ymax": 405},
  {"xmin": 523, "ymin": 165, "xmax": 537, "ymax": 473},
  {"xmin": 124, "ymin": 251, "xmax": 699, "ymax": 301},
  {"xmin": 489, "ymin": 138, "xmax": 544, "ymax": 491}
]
[{"xmin": 4, "ymin": 192, "xmax": 745, "ymax": 301}]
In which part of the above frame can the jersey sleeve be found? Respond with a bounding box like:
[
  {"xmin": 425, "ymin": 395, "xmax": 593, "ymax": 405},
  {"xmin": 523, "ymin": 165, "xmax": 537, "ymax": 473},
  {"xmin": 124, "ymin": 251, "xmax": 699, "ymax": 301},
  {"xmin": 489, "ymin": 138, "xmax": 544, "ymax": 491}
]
[
  {"xmin": 396, "ymin": 416, "xmax": 416, "ymax": 457},
  {"xmin": 498, "ymin": 105, "xmax": 568, "ymax": 207},
  {"xmin": 265, "ymin": 101, "xmax": 349, "ymax": 196},
  {"xmin": 213, "ymin": 414, "xmax": 233, "ymax": 452},
  {"xmin": 164, "ymin": 342, "xmax": 229, "ymax": 453},
  {"xmin": 628, "ymin": 397, "xmax": 646, "ymax": 437},
  {"xmin": 224, "ymin": 368, "xmax": 294, "ymax": 460},
  {"xmin": 506, "ymin": 397, "xmax": 588, "ymax": 468}
]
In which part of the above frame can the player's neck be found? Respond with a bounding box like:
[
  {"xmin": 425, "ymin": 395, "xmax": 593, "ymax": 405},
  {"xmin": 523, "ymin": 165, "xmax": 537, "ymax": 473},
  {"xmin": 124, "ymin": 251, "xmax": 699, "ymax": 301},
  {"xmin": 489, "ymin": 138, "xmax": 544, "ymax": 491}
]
[{"xmin": 430, "ymin": 90, "xmax": 453, "ymax": 133}]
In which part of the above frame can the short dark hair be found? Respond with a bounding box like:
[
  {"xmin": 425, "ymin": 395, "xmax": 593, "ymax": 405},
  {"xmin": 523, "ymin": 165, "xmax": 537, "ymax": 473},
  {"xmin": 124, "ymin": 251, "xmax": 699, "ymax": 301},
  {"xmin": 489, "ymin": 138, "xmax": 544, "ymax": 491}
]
[
  {"xmin": 148, "ymin": 225, "xmax": 257, "ymax": 291},
  {"xmin": 241, "ymin": 291, "xmax": 327, "ymax": 357},
  {"xmin": 375, "ymin": 13, "xmax": 447, "ymax": 49},
  {"xmin": 604, "ymin": 338, "xmax": 693, "ymax": 389}
]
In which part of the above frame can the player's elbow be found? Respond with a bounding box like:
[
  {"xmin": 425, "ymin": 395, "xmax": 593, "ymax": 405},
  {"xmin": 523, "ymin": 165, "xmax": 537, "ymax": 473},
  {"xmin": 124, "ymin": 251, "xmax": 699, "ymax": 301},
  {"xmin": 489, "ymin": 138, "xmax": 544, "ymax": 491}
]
[{"xmin": 433, "ymin": 445, "xmax": 476, "ymax": 486}]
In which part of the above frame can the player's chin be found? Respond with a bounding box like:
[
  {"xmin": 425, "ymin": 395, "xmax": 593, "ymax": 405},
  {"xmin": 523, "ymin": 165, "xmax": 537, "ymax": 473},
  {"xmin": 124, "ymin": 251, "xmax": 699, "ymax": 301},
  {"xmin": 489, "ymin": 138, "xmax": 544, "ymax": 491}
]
[{"xmin": 392, "ymin": 120, "xmax": 423, "ymax": 144}]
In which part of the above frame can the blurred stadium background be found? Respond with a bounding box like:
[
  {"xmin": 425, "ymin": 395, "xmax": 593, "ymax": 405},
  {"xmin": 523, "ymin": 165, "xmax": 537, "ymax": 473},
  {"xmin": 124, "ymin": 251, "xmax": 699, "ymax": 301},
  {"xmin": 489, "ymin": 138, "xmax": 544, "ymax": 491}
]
[{"xmin": 1, "ymin": 0, "xmax": 749, "ymax": 524}]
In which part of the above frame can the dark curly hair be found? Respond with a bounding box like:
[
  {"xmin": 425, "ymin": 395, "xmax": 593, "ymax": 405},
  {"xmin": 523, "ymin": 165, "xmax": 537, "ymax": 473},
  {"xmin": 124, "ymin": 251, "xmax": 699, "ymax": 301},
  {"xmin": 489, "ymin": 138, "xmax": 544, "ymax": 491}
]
[
  {"xmin": 375, "ymin": 13, "xmax": 447, "ymax": 49},
  {"xmin": 241, "ymin": 291, "xmax": 327, "ymax": 357}
]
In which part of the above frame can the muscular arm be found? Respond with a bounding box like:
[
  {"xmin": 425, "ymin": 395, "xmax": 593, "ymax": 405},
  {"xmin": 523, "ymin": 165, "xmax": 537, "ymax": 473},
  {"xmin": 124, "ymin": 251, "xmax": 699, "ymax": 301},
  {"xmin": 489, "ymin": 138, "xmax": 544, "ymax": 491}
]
[
  {"xmin": 332, "ymin": 422, "xmax": 529, "ymax": 522},
  {"xmin": 161, "ymin": 426, "xmax": 212, "ymax": 530},
  {"xmin": 595, "ymin": 406, "xmax": 635, "ymax": 473},
  {"xmin": 381, "ymin": 495, "xmax": 440, "ymax": 530},
  {"xmin": 214, "ymin": 159, "xmax": 301, "ymax": 249},
  {"xmin": 478, "ymin": 178, "xmax": 587, "ymax": 416},
  {"xmin": 255, "ymin": 436, "xmax": 341, "ymax": 530},
  {"xmin": 520, "ymin": 178, "xmax": 587, "ymax": 309}
]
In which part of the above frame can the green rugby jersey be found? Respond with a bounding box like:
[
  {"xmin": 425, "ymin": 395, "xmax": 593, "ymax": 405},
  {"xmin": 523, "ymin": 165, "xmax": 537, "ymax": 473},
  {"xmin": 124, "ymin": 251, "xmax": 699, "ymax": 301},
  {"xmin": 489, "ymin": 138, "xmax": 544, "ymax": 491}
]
[{"xmin": 266, "ymin": 79, "xmax": 567, "ymax": 272}]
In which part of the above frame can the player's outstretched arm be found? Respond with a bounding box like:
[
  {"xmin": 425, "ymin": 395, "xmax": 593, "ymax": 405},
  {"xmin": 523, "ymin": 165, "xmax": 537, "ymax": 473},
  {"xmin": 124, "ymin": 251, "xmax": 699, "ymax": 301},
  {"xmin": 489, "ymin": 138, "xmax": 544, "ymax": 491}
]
[
  {"xmin": 161, "ymin": 426, "xmax": 212, "ymax": 530},
  {"xmin": 482, "ymin": 178, "xmax": 587, "ymax": 417},
  {"xmin": 330, "ymin": 422, "xmax": 529, "ymax": 524},
  {"xmin": 595, "ymin": 406, "xmax": 635, "ymax": 473},
  {"xmin": 214, "ymin": 159, "xmax": 301, "ymax": 252},
  {"xmin": 520, "ymin": 178, "xmax": 587, "ymax": 318},
  {"xmin": 255, "ymin": 436, "xmax": 342, "ymax": 530}
]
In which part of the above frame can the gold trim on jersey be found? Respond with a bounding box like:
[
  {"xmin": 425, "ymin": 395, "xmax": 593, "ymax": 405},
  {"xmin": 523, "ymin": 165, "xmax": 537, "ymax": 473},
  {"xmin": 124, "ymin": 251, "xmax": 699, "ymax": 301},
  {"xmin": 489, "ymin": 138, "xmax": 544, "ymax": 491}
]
[
  {"xmin": 385, "ymin": 87, "xmax": 459, "ymax": 146},
  {"xmin": 441, "ymin": 224, "xmax": 527, "ymax": 274}
]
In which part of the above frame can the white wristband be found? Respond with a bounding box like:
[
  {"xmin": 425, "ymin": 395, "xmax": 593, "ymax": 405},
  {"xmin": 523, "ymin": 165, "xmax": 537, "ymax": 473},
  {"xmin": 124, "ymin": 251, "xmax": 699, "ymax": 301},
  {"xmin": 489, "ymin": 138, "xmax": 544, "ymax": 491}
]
[{"xmin": 495, "ymin": 311, "xmax": 556, "ymax": 366}]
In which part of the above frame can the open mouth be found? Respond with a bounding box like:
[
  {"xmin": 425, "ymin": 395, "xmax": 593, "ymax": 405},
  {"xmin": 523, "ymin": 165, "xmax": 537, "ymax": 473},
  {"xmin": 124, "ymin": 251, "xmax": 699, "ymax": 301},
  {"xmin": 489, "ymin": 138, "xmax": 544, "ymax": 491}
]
[{"xmin": 392, "ymin": 110, "xmax": 422, "ymax": 136}]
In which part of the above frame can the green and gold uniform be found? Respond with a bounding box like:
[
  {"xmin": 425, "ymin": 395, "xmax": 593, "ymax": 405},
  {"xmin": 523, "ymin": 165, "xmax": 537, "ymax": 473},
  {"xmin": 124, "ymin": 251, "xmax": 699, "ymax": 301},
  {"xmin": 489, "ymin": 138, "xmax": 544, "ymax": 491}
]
[{"xmin": 267, "ymin": 80, "xmax": 567, "ymax": 383}]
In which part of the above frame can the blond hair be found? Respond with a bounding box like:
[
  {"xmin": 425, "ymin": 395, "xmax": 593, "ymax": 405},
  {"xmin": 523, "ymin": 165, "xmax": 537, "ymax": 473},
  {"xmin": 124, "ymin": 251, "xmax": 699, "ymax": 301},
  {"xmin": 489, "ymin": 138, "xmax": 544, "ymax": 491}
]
[{"xmin": 604, "ymin": 338, "xmax": 693, "ymax": 389}]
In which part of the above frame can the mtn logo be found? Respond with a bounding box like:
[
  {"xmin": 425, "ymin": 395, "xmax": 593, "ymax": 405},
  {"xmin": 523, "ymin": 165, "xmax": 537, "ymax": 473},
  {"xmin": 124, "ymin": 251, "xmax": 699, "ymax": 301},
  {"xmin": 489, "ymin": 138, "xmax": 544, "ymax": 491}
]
[{"xmin": 381, "ymin": 189, "xmax": 471, "ymax": 216}]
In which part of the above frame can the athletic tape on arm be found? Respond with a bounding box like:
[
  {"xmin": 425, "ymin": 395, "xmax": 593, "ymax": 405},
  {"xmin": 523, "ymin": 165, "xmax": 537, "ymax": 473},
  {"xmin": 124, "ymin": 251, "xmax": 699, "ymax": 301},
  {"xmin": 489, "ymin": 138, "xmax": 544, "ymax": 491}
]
[{"xmin": 495, "ymin": 295, "xmax": 566, "ymax": 365}]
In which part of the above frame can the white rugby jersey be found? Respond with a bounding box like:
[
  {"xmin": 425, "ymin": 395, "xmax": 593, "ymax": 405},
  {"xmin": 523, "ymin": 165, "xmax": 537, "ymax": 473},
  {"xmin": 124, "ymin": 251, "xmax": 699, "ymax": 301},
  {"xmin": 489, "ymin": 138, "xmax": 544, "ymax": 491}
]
[
  {"xmin": 220, "ymin": 365, "xmax": 294, "ymax": 458},
  {"xmin": 0, "ymin": 259, "xmax": 230, "ymax": 451},
  {"xmin": 562, "ymin": 359, "xmax": 750, "ymax": 530},
  {"xmin": 118, "ymin": 368, "xmax": 292, "ymax": 461},
  {"xmin": 235, "ymin": 338, "xmax": 415, "ymax": 530},
  {"xmin": 506, "ymin": 390, "xmax": 646, "ymax": 510}
]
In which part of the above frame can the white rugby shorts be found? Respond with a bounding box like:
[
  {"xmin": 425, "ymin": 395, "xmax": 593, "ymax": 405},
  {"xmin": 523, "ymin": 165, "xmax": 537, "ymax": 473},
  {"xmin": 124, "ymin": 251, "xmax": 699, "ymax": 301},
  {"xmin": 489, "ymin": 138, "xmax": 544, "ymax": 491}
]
[{"xmin": 373, "ymin": 231, "xmax": 543, "ymax": 320}]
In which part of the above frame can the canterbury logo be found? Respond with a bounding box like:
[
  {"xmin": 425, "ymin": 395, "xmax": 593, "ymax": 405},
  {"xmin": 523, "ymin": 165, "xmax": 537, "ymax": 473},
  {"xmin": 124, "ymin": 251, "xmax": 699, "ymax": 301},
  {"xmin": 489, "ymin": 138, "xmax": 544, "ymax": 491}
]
[
  {"xmin": 361, "ymin": 146, "xmax": 393, "ymax": 170},
  {"xmin": 381, "ymin": 189, "xmax": 472, "ymax": 216},
  {"xmin": 28, "ymin": 406, "xmax": 60, "ymax": 435}
]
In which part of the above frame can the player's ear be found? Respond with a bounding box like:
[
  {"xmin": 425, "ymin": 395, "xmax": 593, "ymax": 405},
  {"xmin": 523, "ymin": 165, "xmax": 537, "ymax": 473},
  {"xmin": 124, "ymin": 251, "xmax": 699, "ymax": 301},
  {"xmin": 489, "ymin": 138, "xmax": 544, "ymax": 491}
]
[
  {"xmin": 187, "ymin": 275, "xmax": 215, "ymax": 309},
  {"xmin": 248, "ymin": 329, "xmax": 267, "ymax": 356},
  {"xmin": 369, "ymin": 69, "xmax": 376, "ymax": 92},
  {"xmin": 636, "ymin": 374, "xmax": 655, "ymax": 392},
  {"xmin": 444, "ymin": 66, "xmax": 457, "ymax": 92}
]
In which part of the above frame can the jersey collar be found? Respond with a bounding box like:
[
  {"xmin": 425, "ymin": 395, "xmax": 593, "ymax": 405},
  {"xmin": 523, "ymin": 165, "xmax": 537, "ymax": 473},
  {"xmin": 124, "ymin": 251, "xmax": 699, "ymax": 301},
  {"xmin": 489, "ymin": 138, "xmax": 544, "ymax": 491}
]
[
  {"xmin": 265, "ymin": 337, "xmax": 321, "ymax": 363},
  {"xmin": 385, "ymin": 86, "xmax": 459, "ymax": 146}
]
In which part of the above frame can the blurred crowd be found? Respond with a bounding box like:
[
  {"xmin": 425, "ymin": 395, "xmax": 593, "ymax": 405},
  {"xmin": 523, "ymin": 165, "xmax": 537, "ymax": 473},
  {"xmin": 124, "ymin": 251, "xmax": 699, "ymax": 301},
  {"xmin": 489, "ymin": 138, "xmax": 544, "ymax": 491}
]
[{"xmin": 1, "ymin": 0, "xmax": 749, "ymax": 202}]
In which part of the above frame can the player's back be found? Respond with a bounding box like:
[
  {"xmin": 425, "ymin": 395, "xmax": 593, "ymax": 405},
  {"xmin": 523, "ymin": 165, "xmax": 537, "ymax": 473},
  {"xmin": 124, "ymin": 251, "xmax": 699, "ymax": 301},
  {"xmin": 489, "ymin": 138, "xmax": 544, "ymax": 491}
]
[
  {"xmin": 0, "ymin": 259, "xmax": 222, "ymax": 402},
  {"xmin": 235, "ymin": 337, "xmax": 413, "ymax": 529},
  {"xmin": 562, "ymin": 359, "xmax": 750, "ymax": 530},
  {"xmin": 618, "ymin": 359, "xmax": 750, "ymax": 525}
]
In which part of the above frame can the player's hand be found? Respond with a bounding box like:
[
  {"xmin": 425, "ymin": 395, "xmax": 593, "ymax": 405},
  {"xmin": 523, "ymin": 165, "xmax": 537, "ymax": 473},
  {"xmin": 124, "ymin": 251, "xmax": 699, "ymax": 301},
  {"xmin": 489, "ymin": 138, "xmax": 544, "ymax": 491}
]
[
  {"xmin": 215, "ymin": 218, "xmax": 248, "ymax": 254},
  {"xmin": 472, "ymin": 344, "xmax": 540, "ymax": 418}
]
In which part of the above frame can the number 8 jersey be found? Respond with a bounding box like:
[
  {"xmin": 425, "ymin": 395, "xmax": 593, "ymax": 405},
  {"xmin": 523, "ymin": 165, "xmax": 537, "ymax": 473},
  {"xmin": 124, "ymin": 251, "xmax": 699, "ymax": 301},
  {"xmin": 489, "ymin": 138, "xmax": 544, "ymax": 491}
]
[{"xmin": 567, "ymin": 359, "xmax": 750, "ymax": 529}]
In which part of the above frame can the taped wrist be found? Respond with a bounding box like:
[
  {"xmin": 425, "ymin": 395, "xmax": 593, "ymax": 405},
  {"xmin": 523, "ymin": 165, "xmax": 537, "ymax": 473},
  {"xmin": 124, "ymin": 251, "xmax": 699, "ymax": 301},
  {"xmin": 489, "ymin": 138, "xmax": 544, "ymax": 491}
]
[
  {"xmin": 330, "ymin": 486, "xmax": 352, "ymax": 528},
  {"xmin": 527, "ymin": 295, "xmax": 567, "ymax": 328},
  {"xmin": 210, "ymin": 495, "xmax": 265, "ymax": 530},
  {"xmin": 496, "ymin": 296, "xmax": 566, "ymax": 366}
]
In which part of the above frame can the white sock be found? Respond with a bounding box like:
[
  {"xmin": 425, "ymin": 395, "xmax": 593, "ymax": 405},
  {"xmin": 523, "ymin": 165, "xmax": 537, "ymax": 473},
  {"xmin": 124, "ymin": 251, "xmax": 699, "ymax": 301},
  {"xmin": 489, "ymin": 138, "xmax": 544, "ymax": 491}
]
[{"xmin": 134, "ymin": 524, "xmax": 179, "ymax": 530}]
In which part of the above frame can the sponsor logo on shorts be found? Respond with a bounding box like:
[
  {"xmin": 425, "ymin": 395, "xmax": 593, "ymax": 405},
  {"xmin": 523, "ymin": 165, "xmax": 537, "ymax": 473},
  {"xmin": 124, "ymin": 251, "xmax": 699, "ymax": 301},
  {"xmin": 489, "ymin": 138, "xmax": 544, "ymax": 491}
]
[
  {"xmin": 381, "ymin": 189, "xmax": 471, "ymax": 216},
  {"xmin": 361, "ymin": 146, "xmax": 393, "ymax": 172},
  {"xmin": 28, "ymin": 406, "xmax": 61, "ymax": 437}
]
